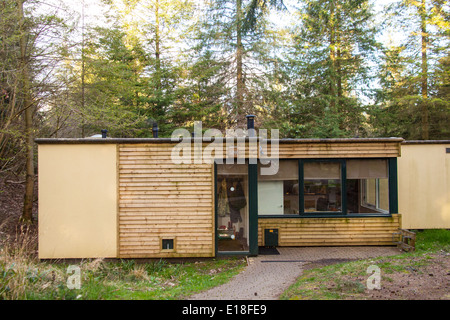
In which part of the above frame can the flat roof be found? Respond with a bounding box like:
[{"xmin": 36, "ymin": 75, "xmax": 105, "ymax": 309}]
[
  {"xmin": 35, "ymin": 137, "xmax": 405, "ymax": 144},
  {"xmin": 402, "ymin": 140, "xmax": 450, "ymax": 145}
]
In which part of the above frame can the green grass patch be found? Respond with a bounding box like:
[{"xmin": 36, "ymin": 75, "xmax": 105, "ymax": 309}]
[
  {"xmin": 0, "ymin": 256, "xmax": 246, "ymax": 300},
  {"xmin": 281, "ymin": 229, "xmax": 450, "ymax": 300},
  {"xmin": 415, "ymin": 229, "xmax": 450, "ymax": 252}
]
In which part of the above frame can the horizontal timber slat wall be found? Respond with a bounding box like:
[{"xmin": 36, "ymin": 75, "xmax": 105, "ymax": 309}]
[
  {"xmin": 118, "ymin": 144, "xmax": 214, "ymax": 258},
  {"xmin": 258, "ymin": 215, "xmax": 401, "ymax": 247},
  {"xmin": 117, "ymin": 139, "xmax": 402, "ymax": 160},
  {"xmin": 270, "ymin": 142, "xmax": 401, "ymax": 158},
  {"xmin": 198, "ymin": 140, "xmax": 401, "ymax": 159}
]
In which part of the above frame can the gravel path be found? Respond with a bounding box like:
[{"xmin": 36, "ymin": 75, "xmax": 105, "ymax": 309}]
[{"xmin": 188, "ymin": 246, "xmax": 402, "ymax": 300}]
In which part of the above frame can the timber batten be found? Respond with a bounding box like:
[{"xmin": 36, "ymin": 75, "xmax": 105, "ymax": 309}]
[
  {"xmin": 258, "ymin": 215, "xmax": 401, "ymax": 247},
  {"xmin": 118, "ymin": 144, "xmax": 215, "ymax": 258}
]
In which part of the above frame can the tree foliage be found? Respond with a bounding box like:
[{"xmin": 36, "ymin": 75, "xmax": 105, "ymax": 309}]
[
  {"xmin": 273, "ymin": 0, "xmax": 380, "ymax": 138},
  {"xmin": 0, "ymin": 0, "xmax": 449, "ymax": 221},
  {"xmin": 370, "ymin": 0, "xmax": 450, "ymax": 139}
]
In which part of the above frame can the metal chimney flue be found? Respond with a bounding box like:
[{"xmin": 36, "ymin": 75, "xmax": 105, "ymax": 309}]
[
  {"xmin": 152, "ymin": 122, "xmax": 159, "ymax": 138},
  {"xmin": 246, "ymin": 115, "xmax": 256, "ymax": 137}
]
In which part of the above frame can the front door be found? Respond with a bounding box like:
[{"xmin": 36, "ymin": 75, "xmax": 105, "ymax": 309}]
[
  {"xmin": 216, "ymin": 162, "xmax": 250, "ymax": 253},
  {"xmin": 215, "ymin": 161, "xmax": 258, "ymax": 255}
]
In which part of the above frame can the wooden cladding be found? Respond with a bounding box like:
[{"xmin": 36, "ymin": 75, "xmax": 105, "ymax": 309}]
[
  {"xmin": 117, "ymin": 140, "xmax": 401, "ymax": 258},
  {"xmin": 118, "ymin": 144, "xmax": 214, "ymax": 258},
  {"xmin": 188, "ymin": 140, "xmax": 401, "ymax": 159},
  {"xmin": 274, "ymin": 142, "xmax": 401, "ymax": 159},
  {"xmin": 258, "ymin": 215, "xmax": 401, "ymax": 247}
]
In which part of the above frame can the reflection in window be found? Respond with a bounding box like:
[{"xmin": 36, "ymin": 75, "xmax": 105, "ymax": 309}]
[
  {"xmin": 258, "ymin": 160, "xmax": 299, "ymax": 215},
  {"xmin": 216, "ymin": 163, "xmax": 249, "ymax": 252},
  {"xmin": 303, "ymin": 162, "xmax": 342, "ymax": 212},
  {"xmin": 346, "ymin": 159, "xmax": 389, "ymax": 214}
]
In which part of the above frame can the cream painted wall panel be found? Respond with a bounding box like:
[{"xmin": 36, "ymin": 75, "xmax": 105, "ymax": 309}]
[
  {"xmin": 38, "ymin": 144, "xmax": 118, "ymax": 259},
  {"xmin": 398, "ymin": 144, "xmax": 450, "ymax": 229}
]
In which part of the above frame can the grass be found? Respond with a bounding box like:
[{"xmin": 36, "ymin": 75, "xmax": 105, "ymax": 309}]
[
  {"xmin": 0, "ymin": 224, "xmax": 246, "ymax": 300},
  {"xmin": 280, "ymin": 229, "xmax": 450, "ymax": 300},
  {"xmin": 2, "ymin": 224, "xmax": 449, "ymax": 300},
  {"xmin": 1, "ymin": 255, "xmax": 246, "ymax": 300}
]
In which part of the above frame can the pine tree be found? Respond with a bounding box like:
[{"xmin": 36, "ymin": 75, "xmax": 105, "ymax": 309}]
[
  {"xmin": 371, "ymin": 0, "xmax": 450, "ymax": 139},
  {"xmin": 79, "ymin": 24, "xmax": 149, "ymax": 137},
  {"xmin": 282, "ymin": 0, "xmax": 379, "ymax": 138},
  {"xmin": 190, "ymin": 0, "xmax": 284, "ymax": 131}
]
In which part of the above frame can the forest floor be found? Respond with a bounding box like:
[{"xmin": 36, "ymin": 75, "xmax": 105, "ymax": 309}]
[
  {"xmin": 284, "ymin": 250, "xmax": 450, "ymax": 300},
  {"xmin": 0, "ymin": 174, "xmax": 38, "ymax": 248}
]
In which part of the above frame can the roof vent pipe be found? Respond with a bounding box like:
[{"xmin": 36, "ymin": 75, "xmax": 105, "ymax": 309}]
[
  {"xmin": 246, "ymin": 115, "xmax": 256, "ymax": 137},
  {"xmin": 152, "ymin": 122, "xmax": 159, "ymax": 138},
  {"xmin": 101, "ymin": 129, "xmax": 107, "ymax": 138}
]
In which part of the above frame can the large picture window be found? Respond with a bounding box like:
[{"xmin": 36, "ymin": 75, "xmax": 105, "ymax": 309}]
[
  {"xmin": 255, "ymin": 158, "xmax": 394, "ymax": 217},
  {"xmin": 303, "ymin": 161, "xmax": 342, "ymax": 213},
  {"xmin": 257, "ymin": 160, "xmax": 299, "ymax": 215}
]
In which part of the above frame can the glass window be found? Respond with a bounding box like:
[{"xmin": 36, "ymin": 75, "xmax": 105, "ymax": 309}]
[
  {"xmin": 303, "ymin": 162, "xmax": 342, "ymax": 212},
  {"xmin": 216, "ymin": 162, "xmax": 249, "ymax": 252},
  {"xmin": 258, "ymin": 160, "xmax": 299, "ymax": 215},
  {"xmin": 346, "ymin": 159, "xmax": 389, "ymax": 214}
]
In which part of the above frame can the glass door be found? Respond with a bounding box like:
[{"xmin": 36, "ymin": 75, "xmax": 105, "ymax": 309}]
[{"xmin": 216, "ymin": 162, "xmax": 249, "ymax": 253}]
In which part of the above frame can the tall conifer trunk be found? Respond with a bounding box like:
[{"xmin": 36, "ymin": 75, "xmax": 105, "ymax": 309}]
[
  {"xmin": 329, "ymin": 0, "xmax": 336, "ymax": 110},
  {"xmin": 19, "ymin": 0, "xmax": 34, "ymax": 223},
  {"xmin": 154, "ymin": 0, "xmax": 164, "ymax": 120},
  {"xmin": 236, "ymin": 0, "xmax": 244, "ymax": 124},
  {"xmin": 155, "ymin": 0, "xmax": 161, "ymax": 91},
  {"xmin": 419, "ymin": 0, "xmax": 429, "ymax": 140}
]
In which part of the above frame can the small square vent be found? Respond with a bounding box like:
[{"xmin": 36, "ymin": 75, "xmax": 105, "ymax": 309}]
[{"xmin": 162, "ymin": 238, "xmax": 174, "ymax": 250}]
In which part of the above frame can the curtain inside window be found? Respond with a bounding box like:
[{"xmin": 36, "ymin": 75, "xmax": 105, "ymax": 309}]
[
  {"xmin": 304, "ymin": 162, "xmax": 340, "ymax": 179},
  {"xmin": 258, "ymin": 160, "xmax": 298, "ymax": 181},
  {"xmin": 217, "ymin": 163, "xmax": 248, "ymax": 175},
  {"xmin": 347, "ymin": 160, "xmax": 388, "ymax": 179}
]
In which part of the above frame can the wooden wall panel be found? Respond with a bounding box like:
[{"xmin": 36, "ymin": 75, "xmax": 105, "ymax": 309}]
[
  {"xmin": 203, "ymin": 140, "xmax": 401, "ymax": 159},
  {"xmin": 258, "ymin": 215, "xmax": 401, "ymax": 247},
  {"xmin": 268, "ymin": 142, "xmax": 401, "ymax": 159},
  {"xmin": 118, "ymin": 140, "xmax": 401, "ymax": 258},
  {"xmin": 154, "ymin": 139, "xmax": 401, "ymax": 161},
  {"xmin": 118, "ymin": 144, "xmax": 214, "ymax": 258}
]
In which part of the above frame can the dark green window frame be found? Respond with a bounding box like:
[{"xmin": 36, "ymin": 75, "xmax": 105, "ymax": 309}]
[
  {"xmin": 299, "ymin": 159, "xmax": 347, "ymax": 216},
  {"xmin": 214, "ymin": 157, "xmax": 399, "ymax": 256},
  {"xmin": 257, "ymin": 158, "xmax": 398, "ymax": 218},
  {"xmin": 214, "ymin": 159, "xmax": 259, "ymax": 257}
]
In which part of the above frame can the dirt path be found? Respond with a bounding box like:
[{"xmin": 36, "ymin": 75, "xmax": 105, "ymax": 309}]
[{"xmin": 188, "ymin": 246, "xmax": 402, "ymax": 300}]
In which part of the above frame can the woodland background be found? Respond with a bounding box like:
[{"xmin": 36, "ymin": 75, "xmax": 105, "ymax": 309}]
[{"xmin": 0, "ymin": 0, "xmax": 449, "ymax": 222}]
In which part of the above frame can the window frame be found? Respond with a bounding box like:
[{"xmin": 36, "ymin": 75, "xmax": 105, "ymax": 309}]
[
  {"xmin": 299, "ymin": 159, "xmax": 346, "ymax": 217},
  {"xmin": 257, "ymin": 159, "xmax": 300, "ymax": 216},
  {"xmin": 214, "ymin": 159, "xmax": 259, "ymax": 257},
  {"xmin": 257, "ymin": 158, "xmax": 398, "ymax": 218}
]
